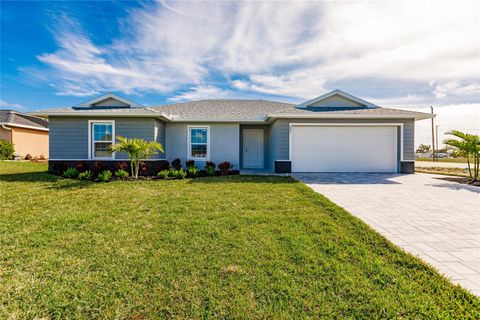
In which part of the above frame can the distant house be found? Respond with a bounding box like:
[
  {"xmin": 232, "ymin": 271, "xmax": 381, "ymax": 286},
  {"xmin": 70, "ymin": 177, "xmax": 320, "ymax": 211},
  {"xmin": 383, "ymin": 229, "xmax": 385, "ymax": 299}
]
[{"xmin": 0, "ymin": 110, "xmax": 49, "ymax": 159}]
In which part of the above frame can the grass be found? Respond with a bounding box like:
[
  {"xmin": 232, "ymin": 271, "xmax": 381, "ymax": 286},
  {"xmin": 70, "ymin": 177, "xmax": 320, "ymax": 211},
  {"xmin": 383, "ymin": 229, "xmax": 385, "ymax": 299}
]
[
  {"xmin": 416, "ymin": 166, "xmax": 469, "ymax": 177},
  {"xmin": 1, "ymin": 161, "xmax": 479, "ymax": 319},
  {"xmin": 416, "ymin": 157, "xmax": 468, "ymax": 163}
]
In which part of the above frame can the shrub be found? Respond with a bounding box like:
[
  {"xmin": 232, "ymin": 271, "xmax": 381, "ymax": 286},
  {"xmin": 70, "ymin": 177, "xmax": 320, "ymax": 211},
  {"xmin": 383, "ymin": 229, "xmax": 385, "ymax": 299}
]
[
  {"xmin": 205, "ymin": 166, "xmax": 215, "ymax": 176},
  {"xmin": 157, "ymin": 170, "xmax": 169, "ymax": 179},
  {"xmin": 158, "ymin": 160, "xmax": 169, "ymax": 171},
  {"xmin": 167, "ymin": 167, "xmax": 177, "ymax": 178},
  {"xmin": 74, "ymin": 161, "xmax": 89, "ymax": 173},
  {"xmin": 78, "ymin": 170, "xmax": 92, "ymax": 180},
  {"xmin": 174, "ymin": 169, "xmax": 187, "ymax": 179},
  {"xmin": 92, "ymin": 161, "xmax": 106, "ymax": 176},
  {"xmin": 0, "ymin": 140, "xmax": 14, "ymax": 160},
  {"xmin": 187, "ymin": 166, "xmax": 200, "ymax": 178},
  {"xmin": 97, "ymin": 170, "xmax": 112, "ymax": 182},
  {"xmin": 62, "ymin": 167, "xmax": 79, "ymax": 179},
  {"xmin": 115, "ymin": 169, "xmax": 129, "ymax": 179},
  {"xmin": 139, "ymin": 161, "xmax": 149, "ymax": 176},
  {"xmin": 205, "ymin": 161, "xmax": 216, "ymax": 176},
  {"xmin": 218, "ymin": 161, "xmax": 233, "ymax": 176},
  {"xmin": 24, "ymin": 154, "xmax": 33, "ymax": 160},
  {"xmin": 115, "ymin": 161, "xmax": 129, "ymax": 171},
  {"xmin": 38, "ymin": 154, "xmax": 46, "ymax": 160},
  {"xmin": 186, "ymin": 160, "xmax": 195, "ymax": 168},
  {"xmin": 171, "ymin": 158, "xmax": 181, "ymax": 170},
  {"xmin": 206, "ymin": 161, "xmax": 215, "ymax": 168}
]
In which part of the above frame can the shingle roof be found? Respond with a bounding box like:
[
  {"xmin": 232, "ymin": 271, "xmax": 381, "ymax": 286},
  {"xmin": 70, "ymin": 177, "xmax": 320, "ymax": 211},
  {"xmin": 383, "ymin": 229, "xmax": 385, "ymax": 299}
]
[
  {"xmin": 30, "ymin": 99, "xmax": 432, "ymax": 121},
  {"xmin": 149, "ymin": 99, "xmax": 294, "ymax": 120},
  {"xmin": 0, "ymin": 110, "xmax": 48, "ymax": 129}
]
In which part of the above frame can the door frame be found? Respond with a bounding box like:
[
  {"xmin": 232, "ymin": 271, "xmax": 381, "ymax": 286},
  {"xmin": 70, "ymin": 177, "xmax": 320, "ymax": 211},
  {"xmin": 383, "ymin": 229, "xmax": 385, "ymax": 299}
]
[
  {"xmin": 240, "ymin": 126, "xmax": 267, "ymax": 170},
  {"xmin": 288, "ymin": 123, "xmax": 404, "ymax": 172}
]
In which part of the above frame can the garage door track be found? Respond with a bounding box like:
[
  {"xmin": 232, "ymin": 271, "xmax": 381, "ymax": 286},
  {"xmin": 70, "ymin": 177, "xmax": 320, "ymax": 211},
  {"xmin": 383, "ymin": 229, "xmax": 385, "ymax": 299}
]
[{"xmin": 294, "ymin": 172, "xmax": 480, "ymax": 296}]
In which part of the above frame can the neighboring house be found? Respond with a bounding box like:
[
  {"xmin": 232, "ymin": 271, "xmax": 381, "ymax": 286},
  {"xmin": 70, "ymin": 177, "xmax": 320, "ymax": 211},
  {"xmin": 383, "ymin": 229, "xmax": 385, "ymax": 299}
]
[
  {"xmin": 0, "ymin": 110, "xmax": 49, "ymax": 158},
  {"xmin": 30, "ymin": 90, "xmax": 433, "ymax": 174}
]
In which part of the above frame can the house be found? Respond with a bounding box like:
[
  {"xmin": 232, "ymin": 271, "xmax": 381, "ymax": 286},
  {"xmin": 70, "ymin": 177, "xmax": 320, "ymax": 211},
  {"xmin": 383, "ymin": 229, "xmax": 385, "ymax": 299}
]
[
  {"xmin": 0, "ymin": 110, "xmax": 49, "ymax": 159},
  {"xmin": 30, "ymin": 90, "xmax": 433, "ymax": 174}
]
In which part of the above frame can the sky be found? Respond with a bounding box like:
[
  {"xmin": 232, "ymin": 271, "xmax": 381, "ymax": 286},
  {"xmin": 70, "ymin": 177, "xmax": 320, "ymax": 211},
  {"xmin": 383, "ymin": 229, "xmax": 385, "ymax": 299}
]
[{"xmin": 1, "ymin": 0, "xmax": 479, "ymax": 147}]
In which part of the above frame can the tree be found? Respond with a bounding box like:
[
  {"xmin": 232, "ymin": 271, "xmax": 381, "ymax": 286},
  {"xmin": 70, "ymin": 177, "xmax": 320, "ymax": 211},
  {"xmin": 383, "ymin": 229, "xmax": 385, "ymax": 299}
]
[
  {"xmin": 110, "ymin": 136, "xmax": 164, "ymax": 179},
  {"xmin": 416, "ymin": 144, "xmax": 431, "ymax": 154},
  {"xmin": 443, "ymin": 130, "xmax": 480, "ymax": 181}
]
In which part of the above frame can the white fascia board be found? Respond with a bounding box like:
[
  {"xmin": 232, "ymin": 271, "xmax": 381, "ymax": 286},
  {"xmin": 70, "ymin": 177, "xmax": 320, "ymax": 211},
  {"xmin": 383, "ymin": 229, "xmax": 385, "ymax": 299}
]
[
  {"xmin": 296, "ymin": 89, "xmax": 379, "ymax": 109},
  {"xmin": 0, "ymin": 122, "xmax": 49, "ymax": 131},
  {"xmin": 28, "ymin": 112, "xmax": 172, "ymax": 121},
  {"xmin": 74, "ymin": 93, "xmax": 143, "ymax": 108},
  {"xmin": 269, "ymin": 113, "xmax": 433, "ymax": 120}
]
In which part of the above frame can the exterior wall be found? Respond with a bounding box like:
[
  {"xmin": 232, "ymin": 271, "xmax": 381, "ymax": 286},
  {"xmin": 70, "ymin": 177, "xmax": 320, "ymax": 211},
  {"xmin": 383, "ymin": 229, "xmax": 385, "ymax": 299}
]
[
  {"xmin": 10, "ymin": 127, "xmax": 49, "ymax": 158},
  {"xmin": 165, "ymin": 122, "xmax": 240, "ymax": 169},
  {"xmin": 269, "ymin": 118, "xmax": 415, "ymax": 171},
  {"xmin": 309, "ymin": 95, "xmax": 364, "ymax": 108},
  {"xmin": 49, "ymin": 117, "xmax": 162, "ymax": 160},
  {"xmin": 0, "ymin": 126, "xmax": 12, "ymax": 142}
]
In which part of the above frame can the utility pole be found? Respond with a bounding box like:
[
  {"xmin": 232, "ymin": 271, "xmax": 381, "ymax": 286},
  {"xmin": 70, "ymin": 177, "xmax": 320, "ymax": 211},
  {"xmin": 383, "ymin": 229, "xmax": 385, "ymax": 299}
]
[
  {"xmin": 436, "ymin": 125, "xmax": 440, "ymax": 157},
  {"xmin": 431, "ymin": 106, "xmax": 436, "ymax": 162}
]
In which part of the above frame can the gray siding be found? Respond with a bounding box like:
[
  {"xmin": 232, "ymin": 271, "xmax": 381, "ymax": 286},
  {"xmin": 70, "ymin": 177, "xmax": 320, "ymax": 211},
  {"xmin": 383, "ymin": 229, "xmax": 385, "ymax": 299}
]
[
  {"xmin": 269, "ymin": 118, "xmax": 415, "ymax": 170},
  {"xmin": 309, "ymin": 95, "xmax": 364, "ymax": 108},
  {"xmin": 49, "ymin": 117, "xmax": 162, "ymax": 160},
  {"xmin": 165, "ymin": 123, "xmax": 240, "ymax": 169}
]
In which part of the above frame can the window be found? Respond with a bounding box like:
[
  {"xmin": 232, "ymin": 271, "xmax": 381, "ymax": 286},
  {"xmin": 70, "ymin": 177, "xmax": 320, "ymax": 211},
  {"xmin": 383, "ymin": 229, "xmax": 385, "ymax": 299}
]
[
  {"xmin": 89, "ymin": 121, "xmax": 115, "ymax": 159},
  {"xmin": 188, "ymin": 126, "xmax": 209, "ymax": 160}
]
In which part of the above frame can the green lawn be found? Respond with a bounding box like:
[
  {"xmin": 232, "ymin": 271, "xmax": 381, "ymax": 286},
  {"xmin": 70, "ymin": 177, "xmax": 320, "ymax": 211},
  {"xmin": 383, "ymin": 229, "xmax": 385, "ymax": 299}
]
[{"xmin": 1, "ymin": 162, "xmax": 478, "ymax": 319}]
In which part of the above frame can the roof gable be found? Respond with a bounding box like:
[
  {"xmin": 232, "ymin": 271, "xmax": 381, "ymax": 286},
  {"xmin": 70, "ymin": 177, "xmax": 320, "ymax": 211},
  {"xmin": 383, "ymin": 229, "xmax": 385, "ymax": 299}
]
[
  {"xmin": 296, "ymin": 89, "xmax": 378, "ymax": 109},
  {"xmin": 73, "ymin": 93, "xmax": 142, "ymax": 109}
]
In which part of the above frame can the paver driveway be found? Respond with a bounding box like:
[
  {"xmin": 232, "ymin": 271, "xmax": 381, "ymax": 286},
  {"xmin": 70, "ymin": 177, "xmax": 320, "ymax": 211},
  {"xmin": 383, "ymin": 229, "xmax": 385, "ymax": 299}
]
[{"xmin": 293, "ymin": 172, "xmax": 480, "ymax": 296}]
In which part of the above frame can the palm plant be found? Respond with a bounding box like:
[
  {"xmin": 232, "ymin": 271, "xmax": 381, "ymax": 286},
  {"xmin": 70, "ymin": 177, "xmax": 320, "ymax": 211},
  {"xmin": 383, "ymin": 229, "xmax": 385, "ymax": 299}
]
[
  {"xmin": 110, "ymin": 136, "xmax": 164, "ymax": 179},
  {"xmin": 443, "ymin": 130, "xmax": 480, "ymax": 181}
]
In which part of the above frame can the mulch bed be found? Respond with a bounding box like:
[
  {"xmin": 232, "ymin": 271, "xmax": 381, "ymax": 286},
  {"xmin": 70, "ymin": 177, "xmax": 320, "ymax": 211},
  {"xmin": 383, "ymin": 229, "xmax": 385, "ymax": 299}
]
[{"xmin": 435, "ymin": 177, "xmax": 480, "ymax": 187}]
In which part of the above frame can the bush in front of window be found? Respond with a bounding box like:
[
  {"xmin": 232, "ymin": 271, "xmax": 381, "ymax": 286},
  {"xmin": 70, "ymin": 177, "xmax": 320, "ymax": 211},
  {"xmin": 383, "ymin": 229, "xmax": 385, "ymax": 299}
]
[
  {"xmin": 78, "ymin": 170, "xmax": 92, "ymax": 181},
  {"xmin": 205, "ymin": 161, "xmax": 216, "ymax": 176},
  {"xmin": 139, "ymin": 161, "xmax": 149, "ymax": 176},
  {"xmin": 97, "ymin": 170, "xmax": 112, "ymax": 182},
  {"xmin": 218, "ymin": 161, "xmax": 233, "ymax": 176},
  {"xmin": 92, "ymin": 161, "xmax": 107, "ymax": 176},
  {"xmin": 115, "ymin": 161, "xmax": 129, "ymax": 172},
  {"xmin": 115, "ymin": 169, "xmax": 129, "ymax": 179},
  {"xmin": 171, "ymin": 158, "xmax": 182, "ymax": 170},
  {"xmin": 187, "ymin": 166, "xmax": 199, "ymax": 178},
  {"xmin": 62, "ymin": 167, "xmax": 79, "ymax": 179},
  {"xmin": 174, "ymin": 169, "xmax": 187, "ymax": 179},
  {"xmin": 186, "ymin": 160, "xmax": 195, "ymax": 168},
  {"xmin": 0, "ymin": 139, "xmax": 14, "ymax": 160}
]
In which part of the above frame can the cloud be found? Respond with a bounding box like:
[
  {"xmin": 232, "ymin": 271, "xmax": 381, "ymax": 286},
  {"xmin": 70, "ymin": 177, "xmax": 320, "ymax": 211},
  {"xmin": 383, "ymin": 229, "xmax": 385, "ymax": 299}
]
[
  {"xmin": 431, "ymin": 81, "xmax": 480, "ymax": 99},
  {"xmin": 27, "ymin": 0, "xmax": 480, "ymax": 104},
  {"xmin": 167, "ymin": 86, "xmax": 232, "ymax": 102},
  {"xmin": 0, "ymin": 99, "xmax": 25, "ymax": 111}
]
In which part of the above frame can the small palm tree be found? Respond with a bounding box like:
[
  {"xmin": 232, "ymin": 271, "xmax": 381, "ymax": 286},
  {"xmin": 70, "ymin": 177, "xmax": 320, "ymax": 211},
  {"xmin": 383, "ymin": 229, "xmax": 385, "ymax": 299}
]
[
  {"xmin": 443, "ymin": 130, "xmax": 479, "ymax": 181},
  {"xmin": 110, "ymin": 136, "xmax": 164, "ymax": 179}
]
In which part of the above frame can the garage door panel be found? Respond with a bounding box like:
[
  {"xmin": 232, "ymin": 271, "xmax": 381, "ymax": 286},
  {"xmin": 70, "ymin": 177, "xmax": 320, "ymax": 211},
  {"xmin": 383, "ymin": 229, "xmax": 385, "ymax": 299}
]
[{"xmin": 291, "ymin": 126, "xmax": 398, "ymax": 172}]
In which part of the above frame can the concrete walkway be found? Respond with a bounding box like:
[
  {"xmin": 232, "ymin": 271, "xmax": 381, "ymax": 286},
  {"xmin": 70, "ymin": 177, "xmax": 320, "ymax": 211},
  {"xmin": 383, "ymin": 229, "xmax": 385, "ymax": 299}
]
[
  {"xmin": 294, "ymin": 172, "xmax": 480, "ymax": 296},
  {"xmin": 415, "ymin": 161, "xmax": 468, "ymax": 169}
]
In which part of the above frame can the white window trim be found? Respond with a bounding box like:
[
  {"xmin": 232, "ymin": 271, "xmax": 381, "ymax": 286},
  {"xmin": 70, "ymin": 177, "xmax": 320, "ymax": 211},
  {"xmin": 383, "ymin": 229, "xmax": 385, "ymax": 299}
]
[
  {"xmin": 88, "ymin": 120, "xmax": 116, "ymax": 160},
  {"xmin": 187, "ymin": 125, "xmax": 210, "ymax": 161}
]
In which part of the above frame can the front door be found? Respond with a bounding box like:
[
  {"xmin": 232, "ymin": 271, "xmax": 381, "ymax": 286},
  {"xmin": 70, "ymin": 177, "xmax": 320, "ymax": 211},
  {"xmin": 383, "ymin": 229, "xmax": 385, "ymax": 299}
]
[{"xmin": 243, "ymin": 129, "xmax": 264, "ymax": 169}]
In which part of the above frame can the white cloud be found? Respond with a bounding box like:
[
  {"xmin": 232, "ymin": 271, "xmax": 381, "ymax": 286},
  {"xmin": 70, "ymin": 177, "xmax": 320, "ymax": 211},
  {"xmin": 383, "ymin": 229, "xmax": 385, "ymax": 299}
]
[
  {"xmin": 0, "ymin": 99, "xmax": 25, "ymax": 111},
  {"xmin": 167, "ymin": 86, "xmax": 232, "ymax": 102},
  {"xmin": 431, "ymin": 81, "xmax": 480, "ymax": 99},
  {"xmin": 28, "ymin": 0, "xmax": 480, "ymax": 104}
]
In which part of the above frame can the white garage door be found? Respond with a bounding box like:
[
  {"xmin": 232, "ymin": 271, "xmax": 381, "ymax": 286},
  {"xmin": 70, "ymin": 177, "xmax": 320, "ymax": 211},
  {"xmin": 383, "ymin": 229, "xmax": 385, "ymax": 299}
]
[{"xmin": 291, "ymin": 125, "xmax": 398, "ymax": 172}]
